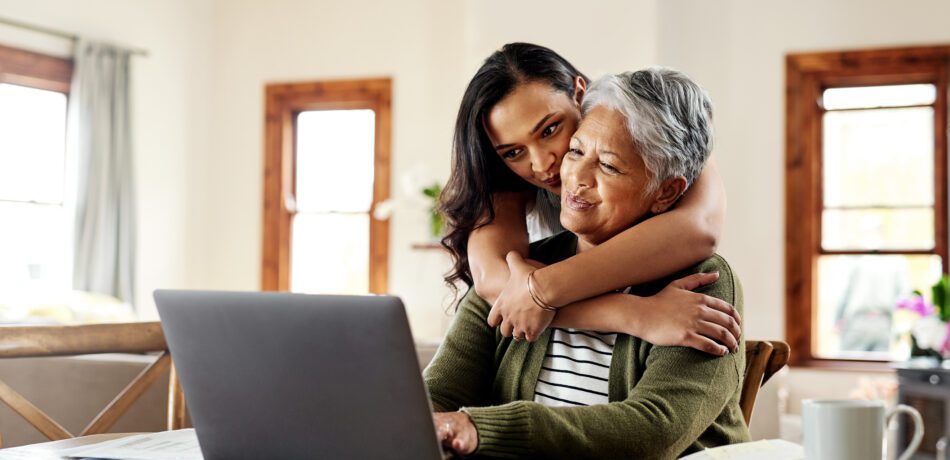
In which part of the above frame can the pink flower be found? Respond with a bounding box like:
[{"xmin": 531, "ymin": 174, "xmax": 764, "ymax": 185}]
[
  {"xmin": 896, "ymin": 295, "xmax": 935, "ymax": 317},
  {"xmin": 942, "ymin": 321, "xmax": 950, "ymax": 357}
]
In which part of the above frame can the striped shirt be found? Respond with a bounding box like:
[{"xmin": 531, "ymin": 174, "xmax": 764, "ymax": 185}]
[{"xmin": 533, "ymin": 327, "xmax": 617, "ymax": 407}]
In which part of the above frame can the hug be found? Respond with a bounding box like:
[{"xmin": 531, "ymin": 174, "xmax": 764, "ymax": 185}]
[{"xmin": 425, "ymin": 65, "xmax": 750, "ymax": 459}]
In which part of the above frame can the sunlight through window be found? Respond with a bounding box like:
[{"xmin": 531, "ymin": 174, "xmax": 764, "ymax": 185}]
[
  {"xmin": 0, "ymin": 83, "xmax": 71, "ymax": 293},
  {"xmin": 290, "ymin": 109, "xmax": 375, "ymax": 294}
]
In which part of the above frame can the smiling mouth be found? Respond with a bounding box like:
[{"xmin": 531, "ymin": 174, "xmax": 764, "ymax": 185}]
[{"xmin": 565, "ymin": 192, "xmax": 594, "ymax": 211}]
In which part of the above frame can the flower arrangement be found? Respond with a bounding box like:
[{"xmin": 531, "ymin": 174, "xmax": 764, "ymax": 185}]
[{"xmin": 896, "ymin": 274, "xmax": 950, "ymax": 359}]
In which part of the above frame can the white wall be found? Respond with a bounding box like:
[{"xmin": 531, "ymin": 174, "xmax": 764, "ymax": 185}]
[
  {"xmin": 657, "ymin": 0, "xmax": 950, "ymax": 439},
  {"xmin": 461, "ymin": 0, "xmax": 658, "ymax": 82},
  {"xmin": 0, "ymin": 0, "xmax": 215, "ymax": 320}
]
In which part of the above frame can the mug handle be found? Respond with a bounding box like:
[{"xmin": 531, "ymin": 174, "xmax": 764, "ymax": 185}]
[{"xmin": 887, "ymin": 404, "xmax": 924, "ymax": 460}]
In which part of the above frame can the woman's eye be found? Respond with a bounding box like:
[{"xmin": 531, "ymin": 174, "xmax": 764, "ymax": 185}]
[
  {"xmin": 502, "ymin": 148, "xmax": 523, "ymax": 160},
  {"xmin": 566, "ymin": 148, "xmax": 583, "ymax": 157},
  {"xmin": 599, "ymin": 161, "xmax": 620, "ymax": 174},
  {"xmin": 541, "ymin": 122, "xmax": 559, "ymax": 138}
]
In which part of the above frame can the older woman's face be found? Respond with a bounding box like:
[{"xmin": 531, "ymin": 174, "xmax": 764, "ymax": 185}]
[
  {"xmin": 560, "ymin": 106, "xmax": 655, "ymax": 247},
  {"xmin": 484, "ymin": 81, "xmax": 582, "ymax": 194}
]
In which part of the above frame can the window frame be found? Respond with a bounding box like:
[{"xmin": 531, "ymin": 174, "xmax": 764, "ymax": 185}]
[
  {"xmin": 0, "ymin": 43, "xmax": 72, "ymax": 92},
  {"xmin": 785, "ymin": 45, "xmax": 950, "ymax": 369},
  {"xmin": 261, "ymin": 78, "xmax": 391, "ymax": 293}
]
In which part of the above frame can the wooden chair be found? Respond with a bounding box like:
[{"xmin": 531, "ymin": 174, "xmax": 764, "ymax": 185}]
[
  {"xmin": 741, "ymin": 340, "xmax": 790, "ymax": 426},
  {"xmin": 0, "ymin": 322, "xmax": 187, "ymax": 447}
]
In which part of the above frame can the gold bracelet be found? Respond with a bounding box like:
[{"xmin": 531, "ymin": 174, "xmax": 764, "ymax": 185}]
[{"xmin": 527, "ymin": 270, "xmax": 558, "ymax": 312}]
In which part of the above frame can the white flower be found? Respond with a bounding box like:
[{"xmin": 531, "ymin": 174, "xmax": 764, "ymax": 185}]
[
  {"xmin": 372, "ymin": 199, "xmax": 395, "ymax": 220},
  {"xmin": 400, "ymin": 164, "xmax": 438, "ymax": 208},
  {"xmin": 912, "ymin": 315, "xmax": 949, "ymax": 351}
]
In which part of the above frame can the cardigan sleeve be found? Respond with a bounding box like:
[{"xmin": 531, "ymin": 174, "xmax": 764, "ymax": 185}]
[
  {"xmin": 462, "ymin": 255, "xmax": 744, "ymax": 460},
  {"xmin": 422, "ymin": 289, "xmax": 499, "ymax": 413}
]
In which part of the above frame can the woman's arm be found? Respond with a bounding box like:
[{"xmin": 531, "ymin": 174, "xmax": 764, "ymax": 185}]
[
  {"xmin": 467, "ymin": 191, "xmax": 531, "ymax": 304},
  {"xmin": 490, "ymin": 163, "xmax": 732, "ymax": 344},
  {"xmin": 423, "ymin": 290, "xmax": 499, "ymax": 412},
  {"xmin": 550, "ymin": 272, "xmax": 740, "ymax": 355},
  {"xmin": 537, "ymin": 160, "xmax": 726, "ymax": 307},
  {"xmin": 491, "ymin": 253, "xmax": 740, "ymax": 353}
]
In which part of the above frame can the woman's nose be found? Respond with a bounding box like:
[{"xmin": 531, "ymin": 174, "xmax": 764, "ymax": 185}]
[
  {"xmin": 530, "ymin": 149, "xmax": 557, "ymax": 175},
  {"xmin": 566, "ymin": 160, "xmax": 593, "ymax": 189}
]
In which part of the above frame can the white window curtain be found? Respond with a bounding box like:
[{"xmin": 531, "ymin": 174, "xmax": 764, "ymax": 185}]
[{"xmin": 70, "ymin": 40, "xmax": 136, "ymax": 305}]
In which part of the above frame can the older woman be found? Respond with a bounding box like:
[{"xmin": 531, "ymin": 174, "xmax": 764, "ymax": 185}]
[{"xmin": 424, "ymin": 68, "xmax": 750, "ymax": 459}]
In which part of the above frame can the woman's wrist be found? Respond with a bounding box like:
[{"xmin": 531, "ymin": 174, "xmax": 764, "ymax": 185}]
[
  {"xmin": 527, "ymin": 269, "xmax": 559, "ymax": 312},
  {"xmin": 531, "ymin": 266, "xmax": 567, "ymax": 308},
  {"xmin": 621, "ymin": 295, "xmax": 649, "ymax": 337}
]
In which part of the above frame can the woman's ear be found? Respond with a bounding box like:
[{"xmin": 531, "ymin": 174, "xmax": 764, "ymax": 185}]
[
  {"xmin": 650, "ymin": 176, "xmax": 689, "ymax": 214},
  {"xmin": 572, "ymin": 76, "xmax": 587, "ymax": 105}
]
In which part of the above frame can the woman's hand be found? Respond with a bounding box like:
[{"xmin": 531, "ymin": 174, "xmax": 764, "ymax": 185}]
[
  {"xmin": 433, "ymin": 411, "xmax": 478, "ymax": 456},
  {"xmin": 637, "ymin": 272, "xmax": 742, "ymax": 356},
  {"xmin": 487, "ymin": 252, "xmax": 555, "ymax": 342}
]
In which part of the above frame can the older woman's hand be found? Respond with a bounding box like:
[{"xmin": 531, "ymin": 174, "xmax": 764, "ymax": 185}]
[
  {"xmin": 638, "ymin": 272, "xmax": 742, "ymax": 356},
  {"xmin": 487, "ymin": 251, "xmax": 556, "ymax": 342},
  {"xmin": 433, "ymin": 411, "xmax": 478, "ymax": 456}
]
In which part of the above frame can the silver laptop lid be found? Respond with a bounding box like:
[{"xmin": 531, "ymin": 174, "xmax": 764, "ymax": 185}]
[{"xmin": 154, "ymin": 290, "xmax": 442, "ymax": 460}]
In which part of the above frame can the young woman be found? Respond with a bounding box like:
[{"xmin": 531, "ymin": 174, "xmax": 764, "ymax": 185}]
[{"xmin": 440, "ymin": 43, "xmax": 739, "ymax": 355}]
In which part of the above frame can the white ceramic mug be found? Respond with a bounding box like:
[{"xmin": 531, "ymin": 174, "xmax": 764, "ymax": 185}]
[{"xmin": 802, "ymin": 399, "xmax": 923, "ymax": 460}]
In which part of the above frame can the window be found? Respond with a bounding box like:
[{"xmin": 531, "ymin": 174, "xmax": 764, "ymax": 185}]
[
  {"xmin": 0, "ymin": 44, "xmax": 73, "ymax": 297},
  {"xmin": 786, "ymin": 46, "xmax": 950, "ymax": 367},
  {"xmin": 262, "ymin": 79, "xmax": 391, "ymax": 294}
]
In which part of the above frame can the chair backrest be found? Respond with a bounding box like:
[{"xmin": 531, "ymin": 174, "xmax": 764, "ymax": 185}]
[
  {"xmin": 741, "ymin": 340, "xmax": 790, "ymax": 426},
  {"xmin": 0, "ymin": 322, "xmax": 187, "ymax": 447}
]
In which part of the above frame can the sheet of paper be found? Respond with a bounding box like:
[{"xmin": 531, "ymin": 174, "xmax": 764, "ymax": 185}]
[
  {"xmin": 0, "ymin": 450, "xmax": 66, "ymax": 460},
  {"xmin": 679, "ymin": 439, "xmax": 803, "ymax": 460},
  {"xmin": 58, "ymin": 429, "xmax": 203, "ymax": 460}
]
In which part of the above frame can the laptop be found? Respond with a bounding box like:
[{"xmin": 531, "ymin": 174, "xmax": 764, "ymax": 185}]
[{"xmin": 154, "ymin": 290, "xmax": 444, "ymax": 460}]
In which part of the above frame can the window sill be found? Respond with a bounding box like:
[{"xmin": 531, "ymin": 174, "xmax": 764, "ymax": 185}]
[{"xmin": 410, "ymin": 243, "xmax": 442, "ymax": 250}]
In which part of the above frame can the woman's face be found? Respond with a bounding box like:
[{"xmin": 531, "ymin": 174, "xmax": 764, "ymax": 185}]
[
  {"xmin": 484, "ymin": 80, "xmax": 582, "ymax": 195},
  {"xmin": 560, "ymin": 105, "xmax": 656, "ymax": 248}
]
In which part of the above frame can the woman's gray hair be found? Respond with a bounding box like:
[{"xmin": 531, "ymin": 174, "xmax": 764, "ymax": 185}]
[{"xmin": 581, "ymin": 67, "xmax": 713, "ymax": 194}]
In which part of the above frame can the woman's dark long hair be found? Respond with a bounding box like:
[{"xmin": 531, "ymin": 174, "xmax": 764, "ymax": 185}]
[{"xmin": 440, "ymin": 43, "xmax": 588, "ymax": 296}]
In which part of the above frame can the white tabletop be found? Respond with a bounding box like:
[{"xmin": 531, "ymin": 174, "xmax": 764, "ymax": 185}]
[
  {"xmin": 0, "ymin": 430, "xmax": 201, "ymax": 460},
  {"xmin": 0, "ymin": 433, "xmax": 139, "ymax": 459}
]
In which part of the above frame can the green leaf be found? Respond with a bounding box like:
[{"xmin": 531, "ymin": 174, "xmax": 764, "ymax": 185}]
[
  {"xmin": 422, "ymin": 182, "xmax": 442, "ymax": 199},
  {"xmin": 932, "ymin": 274, "xmax": 950, "ymax": 322},
  {"xmin": 430, "ymin": 209, "xmax": 444, "ymax": 239}
]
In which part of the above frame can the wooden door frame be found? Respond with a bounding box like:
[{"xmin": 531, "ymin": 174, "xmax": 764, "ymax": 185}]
[{"xmin": 262, "ymin": 78, "xmax": 391, "ymax": 293}]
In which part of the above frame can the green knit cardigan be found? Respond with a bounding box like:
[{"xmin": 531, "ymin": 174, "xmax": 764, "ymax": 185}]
[{"xmin": 423, "ymin": 232, "xmax": 751, "ymax": 459}]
